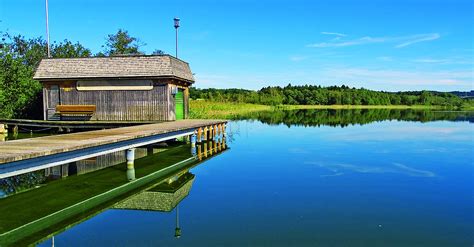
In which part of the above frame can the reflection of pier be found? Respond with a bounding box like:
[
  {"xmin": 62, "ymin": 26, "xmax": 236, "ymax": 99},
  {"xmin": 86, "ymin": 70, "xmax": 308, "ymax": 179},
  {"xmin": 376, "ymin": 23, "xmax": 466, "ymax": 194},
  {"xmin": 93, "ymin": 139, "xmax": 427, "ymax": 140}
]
[{"xmin": 0, "ymin": 137, "xmax": 228, "ymax": 246}]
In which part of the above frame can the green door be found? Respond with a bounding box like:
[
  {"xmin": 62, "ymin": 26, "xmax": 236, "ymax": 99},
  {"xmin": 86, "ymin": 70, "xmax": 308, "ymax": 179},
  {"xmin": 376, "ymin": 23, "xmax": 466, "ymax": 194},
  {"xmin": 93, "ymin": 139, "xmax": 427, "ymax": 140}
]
[{"xmin": 175, "ymin": 89, "xmax": 184, "ymax": 120}]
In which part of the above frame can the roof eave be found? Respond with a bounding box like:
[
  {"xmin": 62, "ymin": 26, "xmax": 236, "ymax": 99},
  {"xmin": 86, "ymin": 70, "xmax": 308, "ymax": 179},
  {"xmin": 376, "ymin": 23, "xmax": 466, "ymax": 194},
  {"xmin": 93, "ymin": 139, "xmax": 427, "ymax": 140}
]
[{"xmin": 33, "ymin": 75, "xmax": 195, "ymax": 84}]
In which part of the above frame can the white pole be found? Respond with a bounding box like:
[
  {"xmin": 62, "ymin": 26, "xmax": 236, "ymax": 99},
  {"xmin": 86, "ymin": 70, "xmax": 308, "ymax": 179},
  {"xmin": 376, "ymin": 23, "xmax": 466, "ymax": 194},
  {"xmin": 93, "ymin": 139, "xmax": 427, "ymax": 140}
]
[{"xmin": 45, "ymin": 0, "xmax": 51, "ymax": 58}]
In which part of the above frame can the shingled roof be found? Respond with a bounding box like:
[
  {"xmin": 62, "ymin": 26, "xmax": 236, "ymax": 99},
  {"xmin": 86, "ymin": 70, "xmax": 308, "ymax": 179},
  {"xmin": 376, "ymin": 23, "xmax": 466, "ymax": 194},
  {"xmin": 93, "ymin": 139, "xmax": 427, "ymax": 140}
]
[{"xmin": 33, "ymin": 55, "xmax": 195, "ymax": 82}]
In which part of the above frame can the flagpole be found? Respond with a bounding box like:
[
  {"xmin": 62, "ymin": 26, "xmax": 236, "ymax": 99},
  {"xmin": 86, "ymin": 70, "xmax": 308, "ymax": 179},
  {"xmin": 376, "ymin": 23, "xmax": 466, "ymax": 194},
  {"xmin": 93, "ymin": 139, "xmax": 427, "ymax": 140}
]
[{"xmin": 45, "ymin": 0, "xmax": 51, "ymax": 58}]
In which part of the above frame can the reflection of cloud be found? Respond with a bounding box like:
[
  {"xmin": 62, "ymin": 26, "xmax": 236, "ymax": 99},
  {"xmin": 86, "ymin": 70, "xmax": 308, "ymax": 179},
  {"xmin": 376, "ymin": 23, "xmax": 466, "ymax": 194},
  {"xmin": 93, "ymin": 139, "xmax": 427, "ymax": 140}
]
[
  {"xmin": 412, "ymin": 147, "xmax": 449, "ymax": 154},
  {"xmin": 392, "ymin": 163, "xmax": 436, "ymax": 177},
  {"xmin": 307, "ymin": 161, "xmax": 436, "ymax": 177},
  {"xmin": 320, "ymin": 172, "xmax": 344, "ymax": 177},
  {"xmin": 329, "ymin": 126, "xmax": 472, "ymax": 142},
  {"xmin": 288, "ymin": 148, "xmax": 310, "ymax": 154}
]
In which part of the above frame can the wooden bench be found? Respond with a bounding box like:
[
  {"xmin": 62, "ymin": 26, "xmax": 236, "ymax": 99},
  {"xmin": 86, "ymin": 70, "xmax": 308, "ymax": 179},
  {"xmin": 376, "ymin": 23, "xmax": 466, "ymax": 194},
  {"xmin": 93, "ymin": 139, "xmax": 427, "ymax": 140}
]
[{"xmin": 56, "ymin": 105, "xmax": 96, "ymax": 119}]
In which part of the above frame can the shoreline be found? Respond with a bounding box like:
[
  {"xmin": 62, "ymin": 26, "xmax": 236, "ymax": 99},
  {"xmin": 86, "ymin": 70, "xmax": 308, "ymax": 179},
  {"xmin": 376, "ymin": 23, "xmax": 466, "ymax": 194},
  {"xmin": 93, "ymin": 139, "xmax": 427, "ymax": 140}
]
[{"xmin": 190, "ymin": 100, "xmax": 472, "ymax": 119}]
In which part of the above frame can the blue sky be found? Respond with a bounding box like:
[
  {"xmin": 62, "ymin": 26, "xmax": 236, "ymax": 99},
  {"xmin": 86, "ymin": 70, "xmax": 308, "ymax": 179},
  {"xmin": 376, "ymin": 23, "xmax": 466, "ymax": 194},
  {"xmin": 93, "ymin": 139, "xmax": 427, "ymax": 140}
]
[{"xmin": 1, "ymin": 0, "xmax": 473, "ymax": 91}]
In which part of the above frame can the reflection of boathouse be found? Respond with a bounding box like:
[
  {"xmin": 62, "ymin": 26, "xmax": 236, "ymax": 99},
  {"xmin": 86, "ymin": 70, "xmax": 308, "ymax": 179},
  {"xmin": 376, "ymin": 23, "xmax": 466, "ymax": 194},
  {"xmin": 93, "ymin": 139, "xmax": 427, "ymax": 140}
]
[{"xmin": 114, "ymin": 172, "xmax": 194, "ymax": 212}]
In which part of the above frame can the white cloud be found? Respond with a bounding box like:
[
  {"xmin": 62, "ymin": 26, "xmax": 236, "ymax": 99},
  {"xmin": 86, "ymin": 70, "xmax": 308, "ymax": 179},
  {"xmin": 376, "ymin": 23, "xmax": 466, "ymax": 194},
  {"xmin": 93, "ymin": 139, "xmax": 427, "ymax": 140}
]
[
  {"xmin": 395, "ymin": 33, "xmax": 440, "ymax": 48},
  {"xmin": 321, "ymin": 31, "xmax": 347, "ymax": 37},
  {"xmin": 289, "ymin": 55, "xmax": 308, "ymax": 62},
  {"xmin": 308, "ymin": 36, "xmax": 386, "ymax": 48},
  {"xmin": 320, "ymin": 66, "xmax": 473, "ymax": 88},
  {"xmin": 413, "ymin": 58, "xmax": 450, "ymax": 63},
  {"xmin": 412, "ymin": 57, "xmax": 473, "ymax": 65},
  {"xmin": 308, "ymin": 33, "xmax": 440, "ymax": 48},
  {"xmin": 377, "ymin": 56, "xmax": 393, "ymax": 61}
]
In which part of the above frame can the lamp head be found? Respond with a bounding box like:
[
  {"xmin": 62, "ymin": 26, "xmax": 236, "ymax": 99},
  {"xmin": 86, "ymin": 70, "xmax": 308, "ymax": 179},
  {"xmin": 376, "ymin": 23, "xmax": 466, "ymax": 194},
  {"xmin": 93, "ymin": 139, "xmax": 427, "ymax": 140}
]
[{"xmin": 174, "ymin": 18, "xmax": 180, "ymax": 29}]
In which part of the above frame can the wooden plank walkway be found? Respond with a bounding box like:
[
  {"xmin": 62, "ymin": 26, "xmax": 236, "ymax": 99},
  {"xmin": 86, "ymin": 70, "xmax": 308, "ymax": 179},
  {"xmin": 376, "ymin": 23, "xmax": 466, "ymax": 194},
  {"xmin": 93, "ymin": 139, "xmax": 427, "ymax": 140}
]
[{"xmin": 0, "ymin": 119, "xmax": 226, "ymax": 165}]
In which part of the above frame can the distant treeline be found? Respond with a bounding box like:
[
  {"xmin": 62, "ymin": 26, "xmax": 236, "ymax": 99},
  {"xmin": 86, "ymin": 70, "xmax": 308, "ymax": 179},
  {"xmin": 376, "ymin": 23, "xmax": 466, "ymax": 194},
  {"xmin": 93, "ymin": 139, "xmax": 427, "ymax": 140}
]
[
  {"xmin": 450, "ymin": 90, "xmax": 474, "ymax": 98},
  {"xmin": 190, "ymin": 85, "xmax": 471, "ymax": 107},
  {"xmin": 236, "ymin": 109, "xmax": 474, "ymax": 128}
]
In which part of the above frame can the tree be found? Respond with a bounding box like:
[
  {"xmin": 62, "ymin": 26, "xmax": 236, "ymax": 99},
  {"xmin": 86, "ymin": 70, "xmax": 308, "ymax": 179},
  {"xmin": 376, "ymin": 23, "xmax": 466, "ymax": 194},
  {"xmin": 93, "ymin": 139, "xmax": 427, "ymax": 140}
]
[
  {"xmin": 51, "ymin": 40, "xmax": 91, "ymax": 58},
  {"xmin": 0, "ymin": 32, "xmax": 91, "ymax": 119},
  {"xmin": 0, "ymin": 43, "xmax": 41, "ymax": 118},
  {"xmin": 152, "ymin": 49, "xmax": 165, "ymax": 55},
  {"xmin": 102, "ymin": 29, "xmax": 144, "ymax": 56}
]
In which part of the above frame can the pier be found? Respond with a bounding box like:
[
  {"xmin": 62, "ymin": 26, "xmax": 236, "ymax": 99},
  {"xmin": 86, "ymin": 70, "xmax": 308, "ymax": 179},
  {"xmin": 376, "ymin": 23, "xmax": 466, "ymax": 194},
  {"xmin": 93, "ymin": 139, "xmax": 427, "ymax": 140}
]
[{"xmin": 0, "ymin": 119, "xmax": 226, "ymax": 179}]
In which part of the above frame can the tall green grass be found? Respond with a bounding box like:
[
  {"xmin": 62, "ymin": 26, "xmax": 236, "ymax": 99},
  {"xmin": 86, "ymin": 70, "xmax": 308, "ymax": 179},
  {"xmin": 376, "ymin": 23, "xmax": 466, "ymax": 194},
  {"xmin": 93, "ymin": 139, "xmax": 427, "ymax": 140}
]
[
  {"xmin": 189, "ymin": 100, "xmax": 446, "ymax": 119},
  {"xmin": 189, "ymin": 100, "xmax": 271, "ymax": 119}
]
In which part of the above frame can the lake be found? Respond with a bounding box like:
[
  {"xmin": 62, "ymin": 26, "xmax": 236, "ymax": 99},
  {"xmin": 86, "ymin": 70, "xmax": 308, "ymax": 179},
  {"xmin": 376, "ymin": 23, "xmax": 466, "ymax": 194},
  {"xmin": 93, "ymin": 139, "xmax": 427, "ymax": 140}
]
[{"xmin": 1, "ymin": 109, "xmax": 473, "ymax": 246}]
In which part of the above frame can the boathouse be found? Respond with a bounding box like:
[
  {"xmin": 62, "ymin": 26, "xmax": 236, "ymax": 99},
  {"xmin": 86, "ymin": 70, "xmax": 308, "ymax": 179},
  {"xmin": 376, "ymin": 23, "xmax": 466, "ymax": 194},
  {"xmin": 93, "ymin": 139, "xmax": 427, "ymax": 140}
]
[{"xmin": 33, "ymin": 55, "xmax": 194, "ymax": 121}]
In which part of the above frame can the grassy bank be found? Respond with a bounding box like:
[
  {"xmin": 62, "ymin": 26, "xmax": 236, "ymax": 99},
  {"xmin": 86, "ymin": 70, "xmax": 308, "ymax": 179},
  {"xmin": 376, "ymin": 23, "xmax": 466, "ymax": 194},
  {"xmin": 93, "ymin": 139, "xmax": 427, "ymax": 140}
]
[
  {"xmin": 189, "ymin": 100, "xmax": 446, "ymax": 119},
  {"xmin": 189, "ymin": 100, "xmax": 272, "ymax": 119}
]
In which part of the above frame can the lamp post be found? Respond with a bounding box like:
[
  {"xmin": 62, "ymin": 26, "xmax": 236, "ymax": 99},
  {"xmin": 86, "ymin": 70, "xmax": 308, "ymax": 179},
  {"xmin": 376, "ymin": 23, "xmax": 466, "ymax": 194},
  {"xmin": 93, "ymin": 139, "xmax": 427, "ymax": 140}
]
[
  {"xmin": 45, "ymin": 0, "xmax": 51, "ymax": 58},
  {"xmin": 174, "ymin": 206, "xmax": 181, "ymax": 238},
  {"xmin": 174, "ymin": 17, "xmax": 180, "ymax": 58}
]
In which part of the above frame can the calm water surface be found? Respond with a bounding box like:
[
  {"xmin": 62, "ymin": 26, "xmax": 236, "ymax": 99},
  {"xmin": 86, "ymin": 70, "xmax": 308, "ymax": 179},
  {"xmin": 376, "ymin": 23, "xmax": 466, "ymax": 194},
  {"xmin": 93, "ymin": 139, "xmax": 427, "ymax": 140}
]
[{"xmin": 5, "ymin": 110, "xmax": 474, "ymax": 246}]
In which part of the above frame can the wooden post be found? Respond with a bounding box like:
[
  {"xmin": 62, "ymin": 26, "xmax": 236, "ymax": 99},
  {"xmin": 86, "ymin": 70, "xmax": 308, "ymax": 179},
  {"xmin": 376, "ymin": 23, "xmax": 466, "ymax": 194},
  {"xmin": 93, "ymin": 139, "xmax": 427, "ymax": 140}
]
[
  {"xmin": 197, "ymin": 144, "xmax": 202, "ymax": 161},
  {"xmin": 0, "ymin": 124, "xmax": 7, "ymax": 134},
  {"xmin": 12, "ymin": 125, "xmax": 18, "ymax": 135},
  {"xmin": 209, "ymin": 125, "xmax": 214, "ymax": 140},
  {"xmin": 203, "ymin": 142, "xmax": 208, "ymax": 158},
  {"xmin": 213, "ymin": 139, "xmax": 217, "ymax": 153},
  {"xmin": 203, "ymin": 127, "xmax": 208, "ymax": 141},
  {"xmin": 197, "ymin": 127, "xmax": 202, "ymax": 142},
  {"xmin": 147, "ymin": 145, "xmax": 154, "ymax": 156},
  {"xmin": 191, "ymin": 133, "xmax": 197, "ymax": 147},
  {"xmin": 208, "ymin": 140, "xmax": 213, "ymax": 156}
]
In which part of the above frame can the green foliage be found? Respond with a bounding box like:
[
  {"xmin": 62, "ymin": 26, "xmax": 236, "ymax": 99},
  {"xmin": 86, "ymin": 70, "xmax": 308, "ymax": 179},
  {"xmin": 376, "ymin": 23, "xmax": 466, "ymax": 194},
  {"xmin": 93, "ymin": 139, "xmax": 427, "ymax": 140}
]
[
  {"xmin": 102, "ymin": 29, "xmax": 144, "ymax": 56},
  {"xmin": 0, "ymin": 32, "xmax": 92, "ymax": 119},
  {"xmin": 51, "ymin": 40, "xmax": 91, "ymax": 58},
  {"xmin": 0, "ymin": 34, "xmax": 41, "ymax": 118},
  {"xmin": 190, "ymin": 84, "xmax": 466, "ymax": 108},
  {"xmin": 152, "ymin": 49, "xmax": 165, "ymax": 55}
]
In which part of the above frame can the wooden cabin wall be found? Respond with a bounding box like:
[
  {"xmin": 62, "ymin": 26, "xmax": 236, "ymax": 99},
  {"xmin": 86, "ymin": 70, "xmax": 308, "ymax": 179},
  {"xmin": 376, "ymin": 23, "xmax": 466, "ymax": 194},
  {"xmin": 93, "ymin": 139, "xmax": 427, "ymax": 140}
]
[
  {"xmin": 42, "ymin": 80, "xmax": 190, "ymax": 121},
  {"xmin": 56, "ymin": 82, "xmax": 170, "ymax": 121}
]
